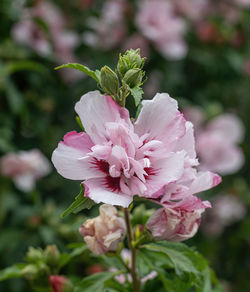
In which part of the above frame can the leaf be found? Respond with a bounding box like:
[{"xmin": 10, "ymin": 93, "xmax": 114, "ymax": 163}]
[
  {"xmin": 58, "ymin": 243, "xmax": 88, "ymax": 269},
  {"xmin": 143, "ymin": 242, "xmax": 197, "ymax": 276},
  {"xmin": 0, "ymin": 264, "xmax": 25, "ymax": 282},
  {"xmin": 128, "ymin": 86, "xmax": 143, "ymax": 106},
  {"xmin": 7, "ymin": 60, "xmax": 47, "ymax": 74},
  {"xmin": 61, "ymin": 185, "xmax": 95, "ymax": 218},
  {"xmin": 74, "ymin": 272, "xmax": 117, "ymax": 292},
  {"xmin": 55, "ymin": 63, "xmax": 100, "ymax": 82},
  {"xmin": 5, "ymin": 78, "xmax": 24, "ymax": 114}
]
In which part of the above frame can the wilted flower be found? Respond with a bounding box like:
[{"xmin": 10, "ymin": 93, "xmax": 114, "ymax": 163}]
[
  {"xmin": 1, "ymin": 149, "xmax": 51, "ymax": 192},
  {"xmin": 147, "ymin": 207, "xmax": 203, "ymax": 241},
  {"xmin": 136, "ymin": 0, "xmax": 187, "ymax": 60},
  {"xmin": 49, "ymin": 275, "xmax": 73, "ymax": 292},
  {"xmin": 185, "ymin": 107, "xmax": 244, "ymax": 175},
  {"xmin": 79, "ymin": 204, "xmax": 126, "ymax": 254},
  {"xmin": 201, "ymin": 194, "xmax": 247, "ymax": 236},
  {"xmin": 52, "ymin": 91, "xmax": 220, "ymax": 207}
]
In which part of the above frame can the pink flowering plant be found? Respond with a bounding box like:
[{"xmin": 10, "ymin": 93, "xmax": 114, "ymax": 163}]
[{"xmin": 0, "ymin": 49, "xmax": 222, "ymax": 291}]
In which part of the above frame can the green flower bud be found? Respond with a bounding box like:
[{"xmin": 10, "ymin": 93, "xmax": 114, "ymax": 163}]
[
  {"xmin": 44, "ymin": 245, "xmax": 60, "ymax": 267},
  {"xmin": 123, "ymin": 68, "xmax": 143, "ymax": 88},
  {"xmin": 118, "ymin": 49, "xmax": 145, "ymax": 77},
  {"xmin": 100, "ymin": 66, "xmax": 119, "ymax": 96},
  {"xmin": 22, "ymin": 264, "xmax": 39, "ymax": 280},
  {"xmin": 26, "ymin": 247, "xmax": 44, "ymax": 263}
]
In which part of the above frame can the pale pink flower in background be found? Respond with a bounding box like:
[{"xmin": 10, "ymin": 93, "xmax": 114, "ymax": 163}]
[
  {"xmin": 201, "ymin": 194, "xmax": 246, "ymax": 236},
  {"xmin": 123, "ymin": 34, "xmax": 150, "ymax": 58},
  {"xmin": 83, "ymin": 0, "xmax": 127, "ymax": 50},
  {"xmin": 147, "ymin": 207, "xmax": 203, "ymax": 241},
  {"xmin": 185, "ymin": 107, "xmax": 244, "ymax": 175},
  {"xmin": 79, "ymin": 204, "xmax": 126, "ymax": 255},
  {"xmin": 234, "ymin": 0, "xmax": 250, "ymax": 7},
  {"xmin": 12, "ymin": 1, "xmax": 80, "ymax": 82},
  {"xmin": 52, "ymin": 91, "xmax": 221, "ymax": 207},
  {"xmin": 136, "ymin": 0, "xmax": 187, "ymax": 60},
  {"xmin": 173, "ymin": 0, "xmax": 209, "ymax": 21},
  {"xmin": 12, "ymin": 17, "xmax": 51, "ymax": 56},
  {"xmin": 1, "ymin": 149, "xmax": 51, "ymax": 192}
]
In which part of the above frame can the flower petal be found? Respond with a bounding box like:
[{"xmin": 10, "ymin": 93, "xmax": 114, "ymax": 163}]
[
  {"xmin": 143, "ymin": 151, "xmax": 185, "ymax": 198},
  {"xmin": 188, "ymin": 171, "xmax": 221, "ymax": 196},
  {"xmin": 52, "ymin": 131, "xmax": 103, "ymax": 180},
  {"xmin": 75, "ymin": 91, "xmax": 131, "ymax": 144},
  {"xmin": 175, "ymin": 121, "xmax": 196, "ymax": 160},
  {"xmin": 135, "ymin": 93, "xmax": 186, "ymax": 147},
  {"xmin": 83, "ymin": 178, "xmax": 133, "ymax": 207}
]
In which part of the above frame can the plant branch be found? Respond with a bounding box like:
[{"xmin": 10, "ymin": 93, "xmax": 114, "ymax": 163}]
[{"xmin": 123, "ymin": 208, "xmax": 140, "ymax": 292}]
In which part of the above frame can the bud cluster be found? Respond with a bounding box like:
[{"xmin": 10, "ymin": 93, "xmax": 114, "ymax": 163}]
[
  {"xmin": 22, "ymin": 245, "xmax": 60, "ymax": 281},
  {"xmin": 99, "ymin": 49, "xmax": 146, "ymax": 106}
]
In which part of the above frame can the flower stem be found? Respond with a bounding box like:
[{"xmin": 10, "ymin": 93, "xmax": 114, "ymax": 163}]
[{"xmin": 123, "ymin": 208, "xmax": 140, "ymax": 292}]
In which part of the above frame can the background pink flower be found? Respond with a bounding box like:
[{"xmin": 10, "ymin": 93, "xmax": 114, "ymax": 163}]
[
  {"xmin": 184, "ymin": 107, "xmax": 244, "ymax": 175},
  {"xmin": 136, "ymin": 0, "xmax": 187, "ymax": 60},
  {"xmin": 1, "ymin": 149, "xmax": 51, "ymax": 192}
]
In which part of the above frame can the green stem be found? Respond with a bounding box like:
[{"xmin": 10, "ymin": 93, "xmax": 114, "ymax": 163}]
[{"xmin": 123, "ymin": 208, "xmax": 140, "ymax": 292}]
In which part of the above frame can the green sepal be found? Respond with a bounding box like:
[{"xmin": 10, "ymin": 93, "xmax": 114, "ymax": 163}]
[
  {"xmin": 127, "ymin": 85, "xmax": 144, "ymax": 106},
  {"xmin": 61, "ymin": 185, "xmax": 95, "ymax": 218}
]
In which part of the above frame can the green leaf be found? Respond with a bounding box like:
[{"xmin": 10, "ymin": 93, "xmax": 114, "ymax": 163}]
[
  {"xmin": 128, "ymin": 86, "xmax": 143, "ymax": 106},
  {"xmin": 143, "ymin": 242, "xmax": 197, "ymax": 276},
  {"xmin": 5, "ymin": 78, "xmax": 24, "ymax": 114},
  {"xmin": 58, "ymin": 243, "xmax": 88, "ymax": 269},
  {"xmin": 55, "ymin": 63, "xmax": 100, "ymax": 82},
  {"xmin": 7, "ymin": 60, "xmax": 47, "ymax": 74},
  {"xmin": 74, "ymin": 272, "xmax": 117, "ymax": 292},
  {"xmin": 61, "ymin": 185, "xmax": 95, "ymax": 218},
  {"xmin": 0, "ymin": 264, "xmax": 25, "ymax": 282}
]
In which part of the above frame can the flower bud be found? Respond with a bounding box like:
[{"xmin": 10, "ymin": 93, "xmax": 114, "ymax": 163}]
[
  {"xmin": 49, "ymin": 275, "xmax": 74, "ymax": 292},
  {"xmin": 44, "ymin": 245, "xmax": 60, "ymax": 267},
  {"xmin": 21, "ymin": 264, "xmax": 39, "ymax": 279},
  {"xmin": 100, "ymin": 66, "xmax": 119, "ymax": 96},
  {"xmin": 26, "ymin": 247, "xmax": 44, "ymax": 263},
  {"xmin": 79, "ymin": 204, "xmax": 126, "ymax": 255},
  {"xmin": 118, "ymin": 49, "xmax": 144, "ymax": 77},
  {"xmin": 146, "ymin": 207, "xmax": 203, "ymax": 242},
  {"xmin": 123, "ymin": 68, "xmax": 143, "ymax": 88}
]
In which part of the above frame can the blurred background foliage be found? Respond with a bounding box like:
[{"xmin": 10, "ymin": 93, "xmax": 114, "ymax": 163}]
[{"xmin": 0, "ymin": 0, "xmax": 250, "ymax": 291}]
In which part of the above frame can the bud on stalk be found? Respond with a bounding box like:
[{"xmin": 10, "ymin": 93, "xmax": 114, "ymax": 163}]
[
  {"xmin": 123, "ymin": 68, "xmax": 143, "ymax": 88},
  {"xmin": 100, "ymin": 66, "xmax": 119, "ymax": 97}
]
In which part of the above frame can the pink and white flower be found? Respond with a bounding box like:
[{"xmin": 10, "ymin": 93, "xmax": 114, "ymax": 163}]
[
  {"xmin": 146, "ymin": 206, "xmax": 203, "ymax": 241},
  {"xmin": 184, "ymin": 107, "xmax": 244, "ymax": 175},
  {"xmin": 52, "ymin": 91, "xmax": 221, "ymax": 207},
  {"xmin": 135, "ymin": 0, "xmax": 187, "ymax": 60},
  {"xmin": 1, "ymin": 149, "xmax": 51, "ymax": 192},
  {"xmin": 79, "ymin": 204, "xmax": 126, "ymax": 254}
]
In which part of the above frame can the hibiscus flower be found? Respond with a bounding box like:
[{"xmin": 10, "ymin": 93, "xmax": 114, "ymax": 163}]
[{"xmin": 52, "ymin": 91, "xmax": 221, "ymax": 207}]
